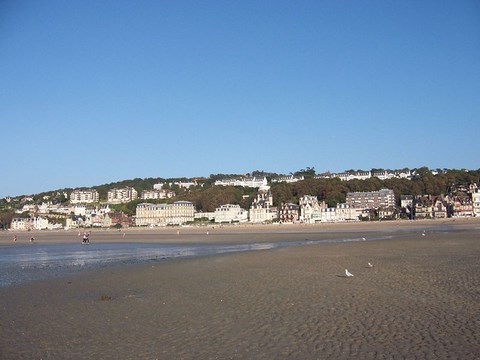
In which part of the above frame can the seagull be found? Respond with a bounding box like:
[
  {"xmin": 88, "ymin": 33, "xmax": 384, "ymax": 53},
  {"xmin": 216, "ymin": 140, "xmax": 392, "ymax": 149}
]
[
  {"xmin": 422, "ymin": 231, "xmax": 426, "ymax": 237},
  {"xmin": 362, "ymin": 237, "xmax": 366, "ymax": 241},
  {"xmin": 367, "ymin": 262, "xmax": 374, "ymax": 268},
  {"xmin": 345, "ymin": 269, "xmax": 354, "ymax": 277}
]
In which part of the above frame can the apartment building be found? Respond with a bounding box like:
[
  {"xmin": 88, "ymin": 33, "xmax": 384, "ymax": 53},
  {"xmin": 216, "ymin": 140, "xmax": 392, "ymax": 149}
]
[
  {"xmin": 107, "ymin": 187, "xmax": 138, "ymax": 204},
  {"xmin": 135, "ymin": 201, "xmax": 195, "ymax": 226},
  {"xmin": 346, "ymin": 189, "xmax": 395, "ymax": 209},
  {"xmin": 141, "ymin": 189, "xmax": 175, "ymax": 200},
  {"xmin": 70, "ymin": 189, "xmax": 99, "ymax": 204}
]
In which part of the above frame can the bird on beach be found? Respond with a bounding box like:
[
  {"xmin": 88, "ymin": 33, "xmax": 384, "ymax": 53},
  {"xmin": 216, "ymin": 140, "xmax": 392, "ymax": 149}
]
[
  {"xmin": 362, "ymin": 237, "xmax": 366, "ymax": 241},
  {"xmin": 345, "ymin": 269, "xmax": 354, "ymax": 277},
  {"xmin": 422, "ymin": 231, "xmax": 426, "ymax": 237},
  {"xmin": 367, "ymin": 262, "xmax": 374, "ymax": 268}
]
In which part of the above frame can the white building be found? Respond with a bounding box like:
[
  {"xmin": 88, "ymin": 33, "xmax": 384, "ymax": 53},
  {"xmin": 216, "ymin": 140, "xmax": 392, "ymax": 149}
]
[
  {"xmin": 135, "ymin": 201, "xmax": 195, "ymax": 227},
  {"xmin": 214, "ymin": 204, "xmax": 248, "ymax": 223},
  {"xmin": 319, "ymin": 207, "xmax": 337, "ymax": 222},
  {"xmin": 215, "ymin": 177, "xmax": 268, "ymax": 188},
  {"xmin": 249, "ymin": 188, "xmax": 276, "ymax": 223},
  {"xmin": 107, "ymin": 187, "xmax": 138, "ymax": 204},
  {"xmin": 10, "ymin": 216, "xmax": 59, "ymax": 230},
  {"xmin": 172, "ymin": 180, "xmax": 198, "ymax": 188},
  {"xmin": 338, "ymin": 171, "xmax": 372, "ymax": 181},
  {"xmin": 70, "ymin": 189, "xmax": 99, "ymax": 204},
  {"xmin": 272, "ymin": 175, "xmax": 304, "ymax": 184},
  {"xmin": 141, "ymin": 189, "xmax": 175, "ymax": 200},
  {"xmin": 336, "ymin": 203, "xmax": 361, "ymax": 221},
  {"xmin": 299, "ymin": 195, "xmax": 326, "ymax": 224},
  {"xmin": 473, "ymin": 189, "xmax": 480, "ymax": 217}
]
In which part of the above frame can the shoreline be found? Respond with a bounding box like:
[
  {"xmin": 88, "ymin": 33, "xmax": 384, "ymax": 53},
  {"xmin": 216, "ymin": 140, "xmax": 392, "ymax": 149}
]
[{"xmin": 1, "ymin": 217, "xmax": 478, "ymax": 246}]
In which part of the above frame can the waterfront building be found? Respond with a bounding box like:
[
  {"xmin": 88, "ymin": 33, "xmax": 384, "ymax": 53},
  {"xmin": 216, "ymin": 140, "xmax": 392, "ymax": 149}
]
[
  {"xmin": 135, "ymin": 201, "xmax": 195, "ymax": 226},
  {"xmin": 414, "ymin": 196, "xmax": 434, "ymax": 219},
  {"xmin": 214, "ymin": 204, "xmax": 248, "ymax": 223},
  {"xmin": 433, "ymin": 197, "xmax": 448, "ymax": 218},
  {"xmin": 451, "ymin": 196, "xmax": 474, "ymax": 217},
  {"xmin": 346, "ymin": 189, "xmax": 396, "ymax": 210},
  {"xmin": 278, "ymin": 203, "xmax": 300, "ymax": 223},
  {"xmin": 472, "ymin": 189, "xmax": 480, "ymax": 217},
  {"xmin": 335, "ymin": 203, "xmax": 361, "ymax": 221},
  {"xmin": 298, "ymin": 195, "xmax": 326, "ymax": 223},
  {"xmin": 10, "ymin": 216, "xmax": 60, "ymax": 231},
  {"xmin": 249, "ymin": 188, "xmax": 276, "ymax": 223}
]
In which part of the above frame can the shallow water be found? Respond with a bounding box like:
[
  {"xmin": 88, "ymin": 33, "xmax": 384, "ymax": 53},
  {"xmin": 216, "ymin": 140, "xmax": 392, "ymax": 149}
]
[{"xmin": 0, "ymin": 234, "xmax": 400, "ymax": 287}]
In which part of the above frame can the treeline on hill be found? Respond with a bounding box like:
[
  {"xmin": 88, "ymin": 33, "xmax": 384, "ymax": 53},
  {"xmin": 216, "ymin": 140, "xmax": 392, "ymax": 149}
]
[
  {"xmin": 98, "ymin": 168, "xmax": 480, "ymax": 215},
  {"xmin": 1, "ymin": 168, "xmax": 479, "ymax": 220}
]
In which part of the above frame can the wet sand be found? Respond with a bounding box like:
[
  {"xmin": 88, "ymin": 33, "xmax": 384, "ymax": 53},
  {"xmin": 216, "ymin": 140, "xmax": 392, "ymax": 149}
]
[{"xmin": 1, "ymin": 219, "xmax": 479, "ymax": 359}]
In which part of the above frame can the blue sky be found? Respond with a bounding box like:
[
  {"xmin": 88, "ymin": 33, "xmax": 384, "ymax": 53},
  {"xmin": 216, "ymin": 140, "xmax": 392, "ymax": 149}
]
[{"xmin": 1, "ymin": 0, "xmax": 479, "ymax": 198}]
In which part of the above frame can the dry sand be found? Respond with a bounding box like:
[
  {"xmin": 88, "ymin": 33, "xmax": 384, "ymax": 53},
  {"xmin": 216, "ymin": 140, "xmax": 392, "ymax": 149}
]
[{"xmin": 1, "ymin": 218, "xmax": 479, "ymax": 359}]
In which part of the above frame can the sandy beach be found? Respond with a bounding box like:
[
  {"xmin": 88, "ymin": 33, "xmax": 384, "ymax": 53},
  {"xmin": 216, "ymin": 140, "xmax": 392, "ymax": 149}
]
[{"xmin": 1, "ymin": 218, "xmax": 479, "ymax": 359}]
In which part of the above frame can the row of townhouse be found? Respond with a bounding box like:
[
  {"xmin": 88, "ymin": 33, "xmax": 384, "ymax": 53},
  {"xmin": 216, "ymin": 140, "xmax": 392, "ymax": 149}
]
[
  {"xmin": 271, "ymin": 175, "xmax": 305, "ymax": 184},
  {"xmin": 69, "ymin": 187, "xmax": 177, "ymax": 204},
  {"xmin": 214, "ymin": 177, "xmax": 268, "ymax": 188},
  {"xmin": 10, "ymin": 202, "xmax": 134, "ymax": 230},
  {"xmin": 136, "ymin": 187, "xmax": 366, "ymax": 226},
  {"xmin": 10, "ymin": 216, "xmax": 63, "ymax": 231},
  {"xmin": 141, "ymin": 189, "xmax": 175, "ymax": 200},
  {"xmin": 316, "ymin": 170, "xmax": 412, "ymax": 181},
  {"xmin": 154, "ymin": 180, "xmax": 201, "ymax": 189},
  {"xmin": 401, "ymin": 190, "xmax": 480, "ymax": 219}
]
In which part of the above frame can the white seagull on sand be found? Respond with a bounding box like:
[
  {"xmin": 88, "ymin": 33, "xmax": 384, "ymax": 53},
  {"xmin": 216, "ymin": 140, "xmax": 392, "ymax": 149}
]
[
  {"xmin": 345, "ymin": 269, "xmax": 354, "ymax": 277},
  {"xmin": 367, "ymin": 262, "xmax": 374, "ymax": 268},
  {"xmin": 362, "ymin": 237, "xmax": 366, "ymax": 241}
]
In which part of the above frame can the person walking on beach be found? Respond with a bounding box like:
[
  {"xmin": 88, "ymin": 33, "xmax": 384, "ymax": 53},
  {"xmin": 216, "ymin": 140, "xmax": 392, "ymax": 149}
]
[
  {"xmin": 13, "ymin": 234, "xmax": 17, "ymax": 242},
  {"xmin": 30, "ymin": 236, "xmax": 35, "ymax": 243},
  {"xmin": 82, "ymin": 232, "xmax": 90, "ymax": 244}
]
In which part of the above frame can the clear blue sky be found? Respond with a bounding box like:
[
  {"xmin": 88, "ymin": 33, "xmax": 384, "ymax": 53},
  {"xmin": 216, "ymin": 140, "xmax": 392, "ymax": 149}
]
[{"xmin": 1, "ymin": 0, "xmax": 479, "ymax": 198}]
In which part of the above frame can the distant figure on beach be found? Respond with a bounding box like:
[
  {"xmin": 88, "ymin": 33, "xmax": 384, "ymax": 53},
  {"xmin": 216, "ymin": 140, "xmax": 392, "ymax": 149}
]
[
  {"xmin": 345, "ymin": 269, "xmax": 354, "ymax": 277},
  {"xmin": 30, "ymin": 236, "xmax": 35, "ymax": 243},
  {"xmin": 82, "ymin": 232, "xmax": 90, "ymax": 244},
  {"xmin": 13, "ymin": 235, "xmax": 17, "ymax": 242}
]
